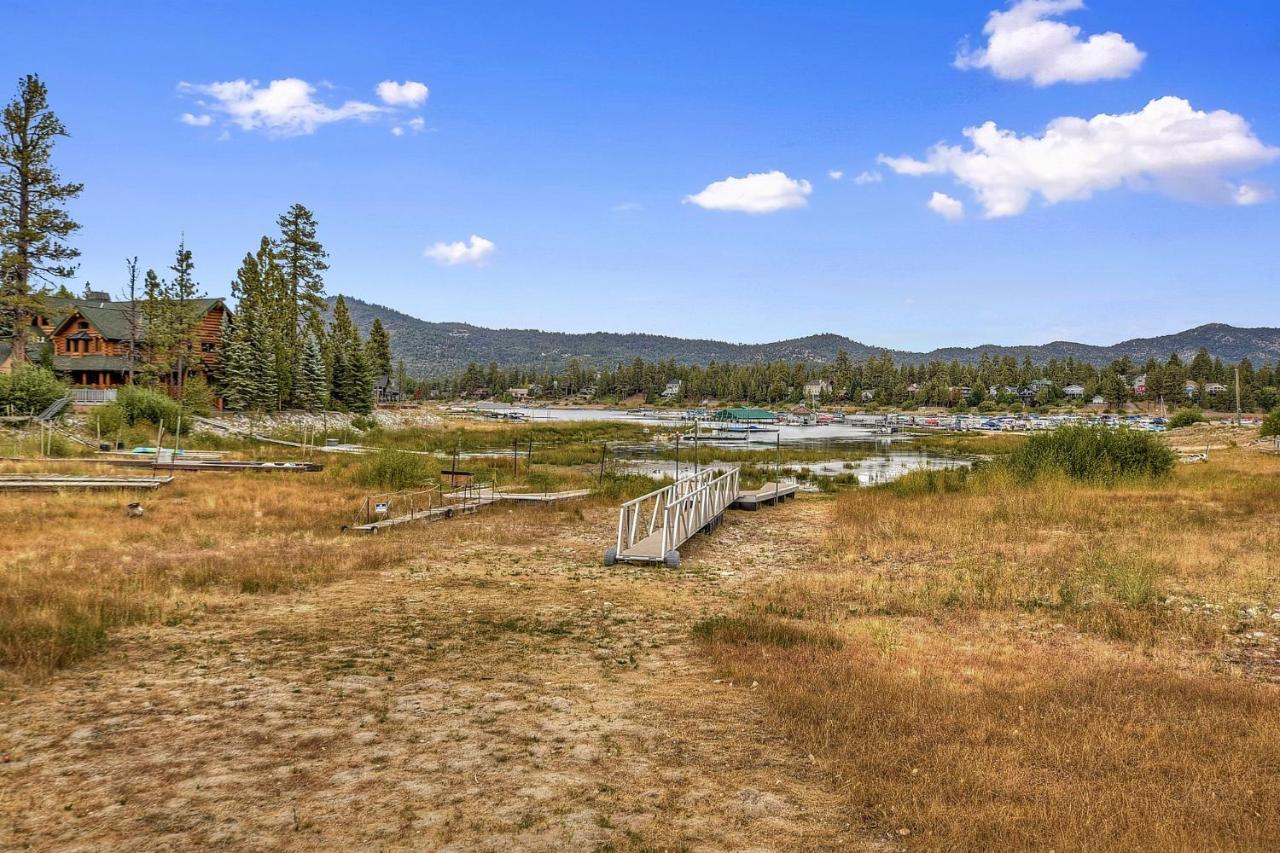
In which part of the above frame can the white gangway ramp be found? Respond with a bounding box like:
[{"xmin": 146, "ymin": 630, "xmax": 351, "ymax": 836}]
[{"xmin": 606, "ymin": 467, "xmax": 739, "ymax": 568}]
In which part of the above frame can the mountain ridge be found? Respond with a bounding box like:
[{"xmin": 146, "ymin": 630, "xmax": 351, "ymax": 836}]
[{"xmin": 331, "ymin": 297, "xmax": 1280, "ymax": 377}]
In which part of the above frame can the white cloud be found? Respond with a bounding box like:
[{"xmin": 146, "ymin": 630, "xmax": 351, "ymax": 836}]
[
  {"xmin": 377, "ymin": 80, "xmax": 429, "ymax": 107},
  {"xmin": 683, "ymin": 171, "xmax": 812, "ymax": 213},
  {"xmin": 612, "ymin": 201, "xmax": 643, "ymax": 212},
  {"xmin": 853, "ymin": 170, "xmax": 883, "ymax": 185},
  {"xmin": 180, "ymin": 112, "xmax": 213, "ymax": 127},
  {"xmin": 177, "ymin": 78, "xmax": 384, "ymax": 136},
  {"xmin": 927, "ymin": 192, "xmax": 965, "ymax": 221},
  {"xmin": 1234, "ymin": 183, "xmax": 1274, "ymax": 206},
  {"xmin": 425, "ymin": 234, "xmax": 496, "ymax": 266},
  {"xmin": 828, "ymin": 170, "xmax": 844, "ymax": 181},
  {"xmin": 955, "ymin": 0, "xmax": 1144, "ymax": 86},
  {"xmin": 407, "ymin": 116, "xmax": 426, "ymax": 133},
  {"xmin": 878, "ymin": 97, "xmax": 1279, "ymax": 217},
  {"xmin": 390, "ymin": 126, "xmax": 405, "ymax": 137}
]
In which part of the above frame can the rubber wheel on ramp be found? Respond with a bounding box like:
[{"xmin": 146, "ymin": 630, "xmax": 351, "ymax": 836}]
[
  {"xmin": 663, "ymin": 550, "xmax": 681, "ymax": 569},
  {"xmin": 603, "ymin": 547, "xmax": 618, "ymax": 566}
]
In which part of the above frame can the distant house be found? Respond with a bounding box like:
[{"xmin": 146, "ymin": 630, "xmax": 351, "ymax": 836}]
[
  {"xmin": 509, "ymin": 387, "xmax": 529, "ymax": 401},
  {"xmin": 1132, "ymin": 374, "xmax": 1148, "ymax": 395},
  {"xmin": 1063, "ymin": 384, "xmax": 1086, "ymax": 398},
  {"xmin": 1028, "ymin": 378, "xmax": 1054, "ymax": 392},
  {"xmin": 661, "ymin": 379, "xmax": 683, "ymax": 399},
  {"xmin": 906, "ymin": 383, "xmax": 920, "ymax": 395},
  {"xmin": 1184, "ymin": 380, "xmax": 1199, "ymax": 398},
  {"xmin": 1091, "ymin": 395, "xmax": 1106, "ymax": 405},
  {"xmin": 1204, "ymin": 382, "xmax": 1228, "ymax": 396},
  {"xmin": 860, "ymin": 389, "xmax": 875, "ymax": 402},
  {"xmin": 803, "ymin": 379, "xmax": 832, "ymax": 399},
  {"xmin": 374, "ymin": 375, "xmax": 401, "ymax": 404}
]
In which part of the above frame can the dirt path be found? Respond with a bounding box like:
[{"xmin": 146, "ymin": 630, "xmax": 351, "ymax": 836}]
[{"xmin": 1, "ymin": 498, "xmax": 863, "ymax": 851}]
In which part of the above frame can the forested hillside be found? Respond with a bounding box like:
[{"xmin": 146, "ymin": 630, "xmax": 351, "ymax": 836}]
[{"xmin": 333, "ymin": 297, "xmax": 1280, "ymax": 376}]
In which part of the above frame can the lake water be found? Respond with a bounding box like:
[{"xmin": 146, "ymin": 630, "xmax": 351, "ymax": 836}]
[{"xmin": 469, "ymin": 404, "xmax": 970, "ymax": 486}]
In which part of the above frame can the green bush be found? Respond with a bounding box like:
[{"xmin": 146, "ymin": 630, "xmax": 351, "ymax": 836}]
[
  {"xmin": 1005, "ymin": 425, "xmax": 1175, "ymax": 484},
  {"xmin": 353, "ymin": 450, "xmax": 431, "ymax": 490},
  {"xmin": 179, "ymin": 375, "xmax": 215, "ymax": 417},
  {"xmin": 1168, "ymin": 407, "xmax": 1206, "ymax": 429},
  {"xmin": 115, "ymin": 385, "xmax": 184, "ymax": 434},
  {"xmin": 1261, "ymin": 407, "xmax": 1280, "ymax": 438},
  {"xmin": 0, "ymin": 365, "xmax": 67, "ymax": 415}
]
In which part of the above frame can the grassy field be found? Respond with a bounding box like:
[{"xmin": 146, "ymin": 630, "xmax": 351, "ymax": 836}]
[
  {"xmin": 697, "ymin": 439, "xmax": 1280, "ymax": 849},
  {"xmin": 5, "ymin": 415, "xmax": 1279, "ymax": 848},
  {"xmin": 0, "ymin": 420, "xmax": 662, "ymax": 677}
]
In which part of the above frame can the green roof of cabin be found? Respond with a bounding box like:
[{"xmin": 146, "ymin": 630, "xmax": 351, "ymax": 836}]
[
  {"xmin": 53, "ymin": 297, "xmax": 224, "ymax": 341},
  {"xmin": 714, "ymin": 407, "xmax": 776, "ymax": 421}
]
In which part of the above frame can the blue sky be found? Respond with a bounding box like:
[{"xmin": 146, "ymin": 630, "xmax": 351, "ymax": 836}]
[{"xmin": 5, "ymin": 0, "xmax": 1279, "ymax": 350}]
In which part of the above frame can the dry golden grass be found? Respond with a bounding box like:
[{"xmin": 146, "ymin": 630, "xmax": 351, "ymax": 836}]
[
  {"xmin": 0, "ymin": 454, "xmax": 412, "ymax": 675},
  {"xmin": 698, "ymin": 445, "xmax": 1280, "ymax": 849}
]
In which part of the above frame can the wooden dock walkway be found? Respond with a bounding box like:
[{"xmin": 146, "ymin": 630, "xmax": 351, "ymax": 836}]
[
  {"xmin": 0, "ymin": 474, "xmax": 174, "ymax": 491},
  {"xmin": 351, "ymin": 487, "xmax": 591, "ymax": 534}
]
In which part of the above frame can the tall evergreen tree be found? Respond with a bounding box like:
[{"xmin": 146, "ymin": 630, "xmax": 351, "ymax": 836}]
[
  {"xmin": 224, "ymin": 250, "xmax": 280, "ymax": 411},
  {"xmin": 273, "ymin": 204, "xmax": 329, "ymax": 404},
  {"xmin": 366, "ymin": 318, "xmax": 392, "ymax": 378},
  {"xmin": 0, "ymin": 74, "xmax": 82, "ymax": 364},
  {"xmin": 167, "ymin": 237, "xmax": 204, "ymax": 396},
  {"xmin": 296, "ymin": 331, "xmax": 328, "ymax": 412},
  {"xmin": 221, "ymin": 320, "xmax": 256, "ymax": 412},
  {"xmin": 328, "ymin": 294, "xmax": 372, "ymax": 412}
]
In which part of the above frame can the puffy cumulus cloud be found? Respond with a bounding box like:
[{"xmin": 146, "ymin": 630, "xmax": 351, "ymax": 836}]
[
  {"xmin": 853, "ymin": 170, "xmax": 883, "ymax": 185},
  {"xmin": 180, "ymin": 112, "xmax": 213, "ymax": 127},
  {"xmin": 927, "ymin": 192, "xmax": 965, "ymax": 221},
  {"xmin": 424, "ymin": 234, "xmax": 495, "ymax": 266},
  {"xmin": 177, "ymin": 78, "xmax": 383, "ymax": 136},
  {"xmin": 878, "ymin": 97, "xmax": 1279, "ymax": 217},
  {"xmin": 828, "ymin": 169, "xmax": 844, "ymax": 181},
  {"xmin": 683, "ymin": 171, "xmax": 812, "ymax": 213},
  {"xmin": 955, "ymin": 0, "xmax": 1144, "ymax": 86},
  {"xmin": 377, "ymin": 80, "xmax": 429, "ymax": 107}
]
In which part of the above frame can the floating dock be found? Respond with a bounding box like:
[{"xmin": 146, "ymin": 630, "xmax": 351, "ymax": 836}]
[
  {"xmin": 731, "ymin": 482, "xmax": 799, "ymax": 510},
  {"xmin": 99, "ymin": 458, "xmax": 323, "ymax": 472},
  {"xmin": 0, "ymin": 474, "xmax": 174, "ymax": 491},
  {"xmin": 351, "ymin": 487, "xmax": 591, "ymax": 533}
]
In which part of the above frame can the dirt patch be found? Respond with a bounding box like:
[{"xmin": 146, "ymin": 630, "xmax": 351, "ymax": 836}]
[{"xmin": 0, "ymin": 499, "xmax": 864, "ymax": 850}]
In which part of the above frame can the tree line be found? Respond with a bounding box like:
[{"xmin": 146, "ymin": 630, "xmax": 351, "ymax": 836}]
[{"xmin": 430, "ymin": 348, "xmax": 1280, "ymax": 412}]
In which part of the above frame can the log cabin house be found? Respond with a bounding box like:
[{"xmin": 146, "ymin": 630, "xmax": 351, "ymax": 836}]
[{"xmin": 1, "ymin": 293, "xmax": 228, "ymax": 391}]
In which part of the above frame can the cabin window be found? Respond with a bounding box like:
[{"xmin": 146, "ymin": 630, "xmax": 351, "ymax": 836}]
[
  {"xmin": 201, "ymin": 342, "xmax": 216, "ymax": 353},
  {"xmin": 77, "ymin": 321, "xmax": 89, "ymax": 330}
]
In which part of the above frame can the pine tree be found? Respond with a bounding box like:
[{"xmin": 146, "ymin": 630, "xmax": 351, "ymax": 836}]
[
  {"xmin": 254, "ymin": 237, "xmax": 292, "ymax": 407},
  {"xmin": 345, "ymin": 342, "xmax": 373, "ymax": 414},
  {"xmin": 366, "ymin": 318, "xmax": 392, "ymax": 378},
  {"xmin": 327, "ymin": 294, "xmax": 374, "ymax": 412},
  {"xmin": 0, "ymin": 74, "xmax": 82, "ymax": 365},
  {"xmin": 167, "ymin": 237, "xmax": 203, "ymax": 397},
  {"xmin": 221, "ymin": 320, "xmax": 256, "ymax": 411},
  {"xmin": 141, "ymin": 268, "xmax": 176, "ymax": 383},
  {"xmin": 296, "ymin": 331, "xmax": 328, "ymax": 412},
  {"xmin": 225, "ymin": 250, "xmax": 281, "ymax": 411},
  {"xmin": 273, "ymin": 204, "xmax": 328, "ymax": 405}
]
